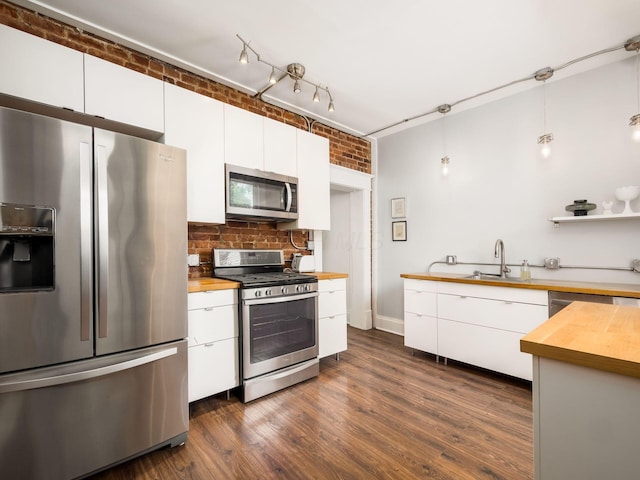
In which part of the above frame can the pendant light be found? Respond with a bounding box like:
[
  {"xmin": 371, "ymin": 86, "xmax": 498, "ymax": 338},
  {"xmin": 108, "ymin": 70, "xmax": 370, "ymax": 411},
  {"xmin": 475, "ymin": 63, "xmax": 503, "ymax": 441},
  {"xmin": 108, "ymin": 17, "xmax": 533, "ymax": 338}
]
[
  {"xmin": 438, "ymin": 104, "xmax": 451, "ymax": 176},
  {"xmin": 535, "ymin": 67, "xmax": 554, "ymax": 158},
  {"xmin": 625, "ymin": 35, "xmax": 640, "ymax": 142}
]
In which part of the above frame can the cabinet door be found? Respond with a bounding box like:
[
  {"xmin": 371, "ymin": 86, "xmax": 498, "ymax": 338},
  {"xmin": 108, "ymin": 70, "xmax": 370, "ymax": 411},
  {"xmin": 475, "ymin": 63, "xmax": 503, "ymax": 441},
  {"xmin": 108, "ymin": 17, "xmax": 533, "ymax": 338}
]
[
  {"xmin": 188, "ymin": 338, "xmax": 239, "ymax": 402},
  {"xmin": 164, "ymin": 83, "xmax": 225, "ymax": 223},
  {"xmin": 223, "ymin": 104, "xmax": 264, "ymax": 169},
  {"xmin": 438, "ymin": 318, "xmax": 533, "ymax": 380},
  {"xmin": 187, "ymin": 304, "xmax": 238, "ymax": 347},
  {"xmin": 319, "ymin": 314, "xmax": 348, "ymax": 358},
  {"xmin": 0, "ymin": 24, "xmax": 84, "ymax": 111},
  {"xmin": 84, "ymin": 55, "xmax": 164, "ymax": 132},
  {"xmin": 404, "ymin": 289, "xmax": 437, "ymax": 317},
  {"xmin": 188, "ymin": 289, "xmax": 236, "ymax": 310},
  {"xmin": 263, "ymin": 117, "xmax": 297, "ymax": 176},
  {"xmin": 281, "ymin": 129, "xmax": 330, "ymax": 230},
  {"xmin": 319, "ymin": 289, "xmax": 347, "ymax": 319},
  {"xmin": 404, "ymin": 312, "xmax": 437, "ymax": 354}
]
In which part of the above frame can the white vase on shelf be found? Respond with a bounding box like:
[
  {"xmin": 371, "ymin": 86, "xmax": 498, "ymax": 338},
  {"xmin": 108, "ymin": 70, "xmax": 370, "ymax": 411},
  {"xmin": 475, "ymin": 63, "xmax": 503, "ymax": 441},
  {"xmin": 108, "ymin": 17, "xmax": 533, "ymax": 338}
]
[
  {"xmin": 601, "ymin": 200, "xmax": 614, "ymax": 215},
  {"xmin": 615, "ymin": 186, "xmax": 640, "ymax": 214}
]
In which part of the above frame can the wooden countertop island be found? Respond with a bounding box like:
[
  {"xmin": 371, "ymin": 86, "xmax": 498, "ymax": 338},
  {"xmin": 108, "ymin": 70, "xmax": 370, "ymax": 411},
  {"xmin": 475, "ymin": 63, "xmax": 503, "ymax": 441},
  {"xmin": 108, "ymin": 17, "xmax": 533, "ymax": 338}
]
[{"xmin": 520, "ymin": 302, "xmax": 640, "ymax": 480}]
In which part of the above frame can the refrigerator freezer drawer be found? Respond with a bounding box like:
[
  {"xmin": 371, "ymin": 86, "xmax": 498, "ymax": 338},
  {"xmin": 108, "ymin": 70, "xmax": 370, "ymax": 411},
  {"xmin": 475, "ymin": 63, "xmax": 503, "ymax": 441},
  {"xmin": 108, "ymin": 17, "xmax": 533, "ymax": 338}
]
[{"xmin": 0, "ymin": 340, "xmax": 188, "ymax": 479}]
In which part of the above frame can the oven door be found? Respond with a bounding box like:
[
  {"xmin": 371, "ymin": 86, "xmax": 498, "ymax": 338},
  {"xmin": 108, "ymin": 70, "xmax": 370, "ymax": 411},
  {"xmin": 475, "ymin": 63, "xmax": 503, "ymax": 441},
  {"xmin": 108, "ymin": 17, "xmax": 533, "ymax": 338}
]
[{"xmin": 242, "ymin": 291, "xmax": 318, "ymax": 379}]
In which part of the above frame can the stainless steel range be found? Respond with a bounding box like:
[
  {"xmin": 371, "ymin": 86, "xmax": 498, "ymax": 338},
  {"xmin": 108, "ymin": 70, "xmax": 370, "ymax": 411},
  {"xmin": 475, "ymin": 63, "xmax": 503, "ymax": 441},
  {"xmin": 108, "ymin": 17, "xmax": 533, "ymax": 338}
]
[{"xmin": 213, "ymin": 249, "xmax": 319, "ymax": 402}]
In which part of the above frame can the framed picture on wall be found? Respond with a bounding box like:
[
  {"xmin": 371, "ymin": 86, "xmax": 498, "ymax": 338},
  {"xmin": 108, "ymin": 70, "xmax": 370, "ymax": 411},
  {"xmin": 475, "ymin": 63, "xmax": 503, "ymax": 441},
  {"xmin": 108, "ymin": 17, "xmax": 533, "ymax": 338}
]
[
  {"xmin": 392, "ymin": 221, "xmax": 407, "ymax": 241},
  {"xmin": 391, "ymin": 197, "xmax": 406, "ymax": 218}
]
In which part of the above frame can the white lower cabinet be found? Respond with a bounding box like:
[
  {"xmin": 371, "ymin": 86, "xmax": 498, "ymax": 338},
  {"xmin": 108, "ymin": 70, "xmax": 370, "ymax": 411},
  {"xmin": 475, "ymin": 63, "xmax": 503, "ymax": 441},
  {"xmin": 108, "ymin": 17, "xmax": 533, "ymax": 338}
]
[
  {"xmin": 403, "ymin": 279, "xmax": 548, "ymax": 380},
  {"xmin": 403, "ymin": 279, "xmax": 438, "ymax": 354},
  {"xmin": 187, "ymin": 289, "xmax": 239, "ymax": 402},
  {"xmin": 318, "ymin": 278, "xmax": 348, "ymax": 359}
]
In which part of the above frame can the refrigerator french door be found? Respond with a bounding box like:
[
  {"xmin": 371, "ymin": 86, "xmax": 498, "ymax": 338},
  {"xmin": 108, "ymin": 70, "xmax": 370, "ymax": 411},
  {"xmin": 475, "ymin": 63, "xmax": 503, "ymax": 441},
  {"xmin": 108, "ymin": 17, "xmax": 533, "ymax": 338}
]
[{"xmin": 0, "ymin": 107, "xmax": 188, "ymax": 479}]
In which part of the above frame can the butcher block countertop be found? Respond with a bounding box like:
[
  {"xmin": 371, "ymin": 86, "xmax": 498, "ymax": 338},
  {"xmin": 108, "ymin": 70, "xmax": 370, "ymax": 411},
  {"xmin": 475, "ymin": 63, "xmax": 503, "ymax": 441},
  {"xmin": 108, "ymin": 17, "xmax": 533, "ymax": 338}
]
[
  {"xmin": 401, "ymin": 272, "xmax": 640, "ymax": 298},
  {"xmin": 188, "ymin": 272, "xmax": 347, "ymax": 293},
  {"xmin": 521, "ymin": 301, "xmax": 640, "ymax": 379},
  {"xmin": 188, "ymin": 277, "xmax": 240, "ymax": 293}
]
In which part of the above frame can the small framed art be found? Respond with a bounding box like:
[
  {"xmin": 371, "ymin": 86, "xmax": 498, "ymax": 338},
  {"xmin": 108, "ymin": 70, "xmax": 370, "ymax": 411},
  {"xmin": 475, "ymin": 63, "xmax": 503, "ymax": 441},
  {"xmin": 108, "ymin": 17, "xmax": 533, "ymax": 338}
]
[
  {"xmin": 391, "ymin": 197, "xmax": 406, "ymax": 218},
  {"xmin": 392, "ymin": 221, "xmax": 407, "ymax": 241}
]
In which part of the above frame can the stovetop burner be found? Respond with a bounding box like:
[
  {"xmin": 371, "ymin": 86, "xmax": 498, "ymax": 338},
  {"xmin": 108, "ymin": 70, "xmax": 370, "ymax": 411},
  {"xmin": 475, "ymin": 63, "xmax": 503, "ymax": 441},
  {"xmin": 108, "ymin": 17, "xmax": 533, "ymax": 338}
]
[{"xmin": 215, "ymin": 271, "xmax": 316, "ymax": 288}]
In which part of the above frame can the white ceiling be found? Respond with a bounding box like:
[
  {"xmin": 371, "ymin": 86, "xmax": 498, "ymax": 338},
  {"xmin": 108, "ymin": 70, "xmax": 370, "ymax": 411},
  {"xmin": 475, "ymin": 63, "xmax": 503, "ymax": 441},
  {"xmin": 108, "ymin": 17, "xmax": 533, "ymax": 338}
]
[{"xmin": 13, "ymin": 0, "xmax": 640, "ymax": 138}]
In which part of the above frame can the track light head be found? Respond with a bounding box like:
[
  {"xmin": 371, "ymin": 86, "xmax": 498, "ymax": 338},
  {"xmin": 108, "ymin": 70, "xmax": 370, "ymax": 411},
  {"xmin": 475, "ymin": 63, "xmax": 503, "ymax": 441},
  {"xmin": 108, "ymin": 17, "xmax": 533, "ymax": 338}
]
[
  {"xmin": 269, "ymin": 67, "xmax": 277, "ymax": 85},
  {"xmin": 313, "ymin": 87, "xmax": 320, "ymax": 102},
  {"xmin": 239, "ymin": 44, "xmax": 249, "ymax": 64},
  {"xmin": 293, "ymin": 79, "xmax": 301, "ymax": 94}
]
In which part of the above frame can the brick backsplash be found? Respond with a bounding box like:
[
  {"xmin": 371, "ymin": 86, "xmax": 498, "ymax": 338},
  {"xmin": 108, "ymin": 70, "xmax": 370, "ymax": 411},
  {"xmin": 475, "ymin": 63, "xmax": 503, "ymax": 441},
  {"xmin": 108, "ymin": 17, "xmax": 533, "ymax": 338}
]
[
  {"xmin": 189, "ymin": 222, "xmax": 311, "ymax": 277},
  {"xmin": 1, "ymin": 0, "xmax": 370, "ymax": 277}
]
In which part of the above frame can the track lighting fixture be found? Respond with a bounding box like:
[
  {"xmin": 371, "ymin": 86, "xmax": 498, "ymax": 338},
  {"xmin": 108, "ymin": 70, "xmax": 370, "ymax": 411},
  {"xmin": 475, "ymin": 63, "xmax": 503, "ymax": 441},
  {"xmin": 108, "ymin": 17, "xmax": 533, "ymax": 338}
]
[
  {"xmin": 625, "ymin": 35, "xmax": 640, "ymax": 142},
  {"xmin": 236, "ymin": 34, "xmax": 335, "ymax": 113},
  {"xmin": 441, "ymin": 156, "xmax": 450, "ymax": 176},
  {"xmin": 535, "ymin": 67, "xmax": 554, "ymax": 158}
]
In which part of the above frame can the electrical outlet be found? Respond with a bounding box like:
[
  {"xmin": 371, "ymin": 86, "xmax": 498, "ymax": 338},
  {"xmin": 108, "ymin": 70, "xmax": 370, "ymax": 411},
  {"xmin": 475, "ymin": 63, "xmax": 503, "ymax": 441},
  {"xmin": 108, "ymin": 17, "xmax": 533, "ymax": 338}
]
[
  {"xmin": 306, "ymin": 241, "xmax": 315, "ymax": 251},
  {"xmin": 187, "ymin": 254, "xmax": 200, "ymax": 267},
  {"xmin": 446, "ymin": 255, "xmax": 457, "ymax": 265},
  {"xmin": 633, "ymin": 259, "xmax": 640, "ymax": 273}
]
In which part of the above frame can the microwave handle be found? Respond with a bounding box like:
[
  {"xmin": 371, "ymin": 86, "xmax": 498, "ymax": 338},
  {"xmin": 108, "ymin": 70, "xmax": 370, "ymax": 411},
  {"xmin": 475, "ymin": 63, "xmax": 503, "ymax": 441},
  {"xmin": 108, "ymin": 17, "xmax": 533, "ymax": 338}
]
[{"xmin": 284, "ymin": 183, "xmax": 292, "ymax": 212}]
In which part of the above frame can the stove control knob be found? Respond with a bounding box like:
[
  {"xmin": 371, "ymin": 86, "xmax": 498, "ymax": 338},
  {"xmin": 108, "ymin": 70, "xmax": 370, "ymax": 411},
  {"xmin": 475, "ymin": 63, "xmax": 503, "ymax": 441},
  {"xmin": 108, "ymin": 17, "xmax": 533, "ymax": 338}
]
[
  {"xmin": 304, "ymin": 284, "xmax": 311, "ymax": 291},
  {"xmin": 281, "ymin": 286, "xmax": 289, "ymax": 295},
  {"xmin": 296, "ymin": 285, "xmax": 302, "ymax": 292},
  {"xmin": 265, "ymin": 289, "xmax": 272, "ymax": 296},
  {"xmin": 254, "ymin": 290, "xmax": 262, "ymax": 297}
]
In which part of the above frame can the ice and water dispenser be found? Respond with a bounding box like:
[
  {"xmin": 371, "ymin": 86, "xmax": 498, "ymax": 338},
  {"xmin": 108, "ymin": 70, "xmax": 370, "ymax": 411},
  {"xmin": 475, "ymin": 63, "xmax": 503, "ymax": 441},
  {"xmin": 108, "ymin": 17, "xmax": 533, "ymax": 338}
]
[{"xmin": 0, "ymin": 203, "xmax": 54, "ymax": 292}]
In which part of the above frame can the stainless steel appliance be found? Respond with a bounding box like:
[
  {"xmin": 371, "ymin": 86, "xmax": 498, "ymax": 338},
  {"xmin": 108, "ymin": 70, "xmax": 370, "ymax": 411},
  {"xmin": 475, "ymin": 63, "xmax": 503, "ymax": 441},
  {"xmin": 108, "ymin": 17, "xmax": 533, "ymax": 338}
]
[
  {"xmin": 548, "ymin": 291, "xmax": 640, "ymax": 316},
  {"xmin": 225, "ymin": 164, "xmax": 298, "ymax": 222},
  {"xmin": 0, "ymin": 107, "xmax": 188, "ymax": 479},
  {"xmin": 213, "ymin": 249, "xmax": 318, "ymax": 402}
]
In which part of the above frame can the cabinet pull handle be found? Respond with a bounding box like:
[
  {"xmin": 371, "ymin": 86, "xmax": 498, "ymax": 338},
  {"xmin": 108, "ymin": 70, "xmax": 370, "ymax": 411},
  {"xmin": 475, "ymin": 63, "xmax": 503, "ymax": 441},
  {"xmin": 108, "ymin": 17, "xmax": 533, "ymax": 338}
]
[
  {"xmin": 204, "ymin": 342, "xmax": 215, "ymax": 347},
  {"xmin": 204, "ymin": 307, "xmax": 214, "ymax": 311},
  {"xmin": 504, "ymin": 301, "xmax": 512, "ymax": 305},
  {"xmin": 329, "ymin": 316, "xmax": 336, "ymax": 319},
  {"xmin": 459, "ymin": 296, "xmax": 467, "ymax": 299}
]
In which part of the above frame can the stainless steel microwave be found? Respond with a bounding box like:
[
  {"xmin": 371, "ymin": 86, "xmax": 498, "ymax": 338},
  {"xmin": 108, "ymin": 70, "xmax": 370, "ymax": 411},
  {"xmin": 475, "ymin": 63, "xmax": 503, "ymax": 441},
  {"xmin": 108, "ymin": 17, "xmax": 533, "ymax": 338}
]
[{"xmin": 225, "ymin": 164, "xmax": 298, "ymax": 222}]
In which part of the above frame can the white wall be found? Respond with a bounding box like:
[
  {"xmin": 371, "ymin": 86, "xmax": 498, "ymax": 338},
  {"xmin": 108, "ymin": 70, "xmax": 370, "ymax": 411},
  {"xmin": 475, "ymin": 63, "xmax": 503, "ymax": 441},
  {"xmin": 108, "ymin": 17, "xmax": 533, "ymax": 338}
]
[{"xmin": 376, "ymin": 56, "xmax": 640, "ymax": 325}]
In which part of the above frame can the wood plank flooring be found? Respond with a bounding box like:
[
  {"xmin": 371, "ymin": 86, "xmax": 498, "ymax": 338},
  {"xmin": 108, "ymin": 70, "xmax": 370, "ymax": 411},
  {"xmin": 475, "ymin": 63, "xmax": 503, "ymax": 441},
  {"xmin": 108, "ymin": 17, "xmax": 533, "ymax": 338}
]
[{"xmin": 91, "ymin": 327, "xmax": 533, "ymax": 480}]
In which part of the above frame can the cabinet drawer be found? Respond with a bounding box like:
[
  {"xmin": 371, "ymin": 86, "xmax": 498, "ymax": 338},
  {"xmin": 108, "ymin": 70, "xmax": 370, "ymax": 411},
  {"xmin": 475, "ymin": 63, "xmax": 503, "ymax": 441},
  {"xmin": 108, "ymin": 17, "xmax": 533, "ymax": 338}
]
[
  {"xmin": 188, "ymin": 289, "xmax": 236, "ymax": 310},
  {"xmin": 188, "ymin": 338, "xmax": 239, "ymax": 402},
  {"xmin": 438, "ymin": 319, "xmax": 533, "ymax": 380},
  {"xmin": 438, "ymin": 293, "xmax": 547, "ymax": 334},
  {"xmin": 404, "ymin": 289, "xmax": 437, "ymax": 316},
  {"xmin": 188, "ymin": 304, "xmax": 238, "ymax": 346},
  {"xmin": 319, "ymin": 278, "xmax": 347, "ymax": 293},
  {"xmin": 404, "ymin": 312, "xmax": 437, "ymax": 354},
  {"xmin": 319, "ymin": 289, "xmax": 347, "ymax": 318},
  {"xmin": 404, "ymin": 279, "xmax": 437, "ymax": 293},
  {"xmin": 438, "ymin": 282, "xmax": 547, "ymax": 305},
  {"xmin": 319, "ymin": 313, "xmax": 347, "ymax": 358}
]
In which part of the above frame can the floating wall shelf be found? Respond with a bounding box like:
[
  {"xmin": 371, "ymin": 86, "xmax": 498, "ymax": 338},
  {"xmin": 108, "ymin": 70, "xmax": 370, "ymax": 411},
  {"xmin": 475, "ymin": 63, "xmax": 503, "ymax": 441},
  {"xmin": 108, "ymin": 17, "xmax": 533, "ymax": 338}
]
[{"xmin": 549, "ymin": 212, "xmax": 640, "ymax": 225}]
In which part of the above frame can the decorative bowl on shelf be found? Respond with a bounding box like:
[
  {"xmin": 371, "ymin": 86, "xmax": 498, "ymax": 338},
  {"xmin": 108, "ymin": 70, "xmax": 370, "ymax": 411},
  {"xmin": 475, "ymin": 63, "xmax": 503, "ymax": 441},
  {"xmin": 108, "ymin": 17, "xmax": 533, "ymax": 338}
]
[
  {"xmin": 565, "ymin": 199, "xmax": 596, "ymax": 216},
  {"xmin": 614, "ymin": 186, "xmax": 640, "ymax": 214}
]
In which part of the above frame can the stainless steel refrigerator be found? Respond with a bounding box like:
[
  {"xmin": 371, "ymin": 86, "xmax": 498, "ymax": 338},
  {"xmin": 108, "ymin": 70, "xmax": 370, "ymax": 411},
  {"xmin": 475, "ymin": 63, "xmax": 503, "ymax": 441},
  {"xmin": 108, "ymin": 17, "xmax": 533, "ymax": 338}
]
[{"xmin": 0, "ymin": 107, "xmax": 188, "ymax": 479}]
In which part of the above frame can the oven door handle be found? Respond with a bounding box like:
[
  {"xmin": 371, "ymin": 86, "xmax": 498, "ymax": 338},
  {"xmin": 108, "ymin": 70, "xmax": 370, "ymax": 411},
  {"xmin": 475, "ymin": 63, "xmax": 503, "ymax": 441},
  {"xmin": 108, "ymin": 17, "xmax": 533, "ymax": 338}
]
[{"xmin": 243, "ymin": 291, "xmax": 318, "ymax": 306}]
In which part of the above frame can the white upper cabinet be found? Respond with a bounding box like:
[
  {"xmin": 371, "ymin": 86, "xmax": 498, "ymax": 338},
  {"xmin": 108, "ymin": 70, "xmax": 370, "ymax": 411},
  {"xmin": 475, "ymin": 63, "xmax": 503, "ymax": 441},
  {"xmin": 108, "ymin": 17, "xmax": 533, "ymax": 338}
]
[
  {"xmin": 223, "ymin": 104, "xmax": 264, "ymax": 170},
  {"xmin": 0, "ymin": 24, "xmax": 84, "ymax": 111},
  {"xmin": 164, "ymin": 83, "xmax": 225, "ymax": 224},
  {"xmin": 84, "ymin": 54, "xmax": 164, "ymax": 133},
  {"xmin": 263, "ymin": 116, "xmax": 297, "ymax": 177},
  {"xmin": 281, "ymin": 129, "xmax": 330, "ymax": 230}
]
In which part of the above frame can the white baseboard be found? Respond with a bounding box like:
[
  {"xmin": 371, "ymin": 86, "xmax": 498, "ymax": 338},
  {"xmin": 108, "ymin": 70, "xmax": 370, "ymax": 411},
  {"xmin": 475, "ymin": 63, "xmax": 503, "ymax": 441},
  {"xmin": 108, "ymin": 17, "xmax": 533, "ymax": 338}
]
[{"xmin": 374, "ymin": 315, "xmax": 403, "ymax": 336}]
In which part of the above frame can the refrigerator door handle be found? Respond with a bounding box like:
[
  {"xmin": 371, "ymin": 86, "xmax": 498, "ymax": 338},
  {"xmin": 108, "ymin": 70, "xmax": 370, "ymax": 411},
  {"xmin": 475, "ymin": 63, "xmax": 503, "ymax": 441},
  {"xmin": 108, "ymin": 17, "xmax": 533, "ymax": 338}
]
[
  {"xmin": 80, "ymin": 141, "xmax": 93, "ymax": 341},
  {"xmin": 95, "ymin": 143, "xmax": 109, "ymax": 338},
  {"xmin": 0, "ymin": 347, "xmax": 177, "ymax": 394}
]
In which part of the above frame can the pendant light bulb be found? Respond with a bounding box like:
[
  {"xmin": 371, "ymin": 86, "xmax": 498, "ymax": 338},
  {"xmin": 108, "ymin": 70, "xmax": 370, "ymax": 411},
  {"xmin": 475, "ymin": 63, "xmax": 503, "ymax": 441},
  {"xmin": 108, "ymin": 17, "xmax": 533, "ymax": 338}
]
[
  {"xmin": 239, "ymin": 44, "xmax": 249, "ymax": 64},
  {"xmin": 441, "ymin": 156, "xmax": 450, "ymax": 176},
  {"xmin": 632, "ymin": 116, "xmax": 640, "ymax": 142},
  {"xmin": 313, "ymin": 86, "xmax": 320, "ymax": 102},
  {"xmin": 293, "ymin": 79, "xmax": 301, "ymax": 94},
  {"xmin": 537, "ymin": 133, "xmax": 553, "ymax": 159},
  {"xmin": 269, "ymin": 67, "xmax": 277, "ymax": 85}
]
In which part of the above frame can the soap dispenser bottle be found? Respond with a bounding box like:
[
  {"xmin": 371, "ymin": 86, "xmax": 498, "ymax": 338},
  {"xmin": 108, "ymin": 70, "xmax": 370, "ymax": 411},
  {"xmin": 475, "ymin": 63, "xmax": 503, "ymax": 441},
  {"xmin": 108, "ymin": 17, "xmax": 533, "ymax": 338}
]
[{"xmin": 520, "ymin": 260, "xmax": 531, "ymax": 281}]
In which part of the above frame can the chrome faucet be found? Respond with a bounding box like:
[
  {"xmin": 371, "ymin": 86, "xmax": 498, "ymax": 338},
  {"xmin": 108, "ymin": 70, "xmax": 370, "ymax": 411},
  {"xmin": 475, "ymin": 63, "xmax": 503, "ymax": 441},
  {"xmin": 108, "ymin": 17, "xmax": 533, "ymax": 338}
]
[{"xmin": 494, "ymin": 239, "xmax": 511, "ymax": 278}]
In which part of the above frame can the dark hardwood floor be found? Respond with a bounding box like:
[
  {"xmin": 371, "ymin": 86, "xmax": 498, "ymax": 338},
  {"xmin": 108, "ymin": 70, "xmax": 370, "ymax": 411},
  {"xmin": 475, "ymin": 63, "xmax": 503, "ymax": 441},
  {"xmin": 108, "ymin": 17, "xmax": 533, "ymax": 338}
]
[{"xmin": 91, "ymin": 327, "xmax": 533, "ymax": 480}]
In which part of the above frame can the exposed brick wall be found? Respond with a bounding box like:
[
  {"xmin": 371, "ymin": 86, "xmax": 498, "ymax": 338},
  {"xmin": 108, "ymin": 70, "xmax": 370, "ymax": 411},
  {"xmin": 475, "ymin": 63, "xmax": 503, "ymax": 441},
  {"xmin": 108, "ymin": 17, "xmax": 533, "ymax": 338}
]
[
  {"xmin": 1, "ymin": 1, "xmax": 370, "ymax": 277},
  {"xmin": 189, "ymin": 222, "xmax": 311, "ymax": 277}
]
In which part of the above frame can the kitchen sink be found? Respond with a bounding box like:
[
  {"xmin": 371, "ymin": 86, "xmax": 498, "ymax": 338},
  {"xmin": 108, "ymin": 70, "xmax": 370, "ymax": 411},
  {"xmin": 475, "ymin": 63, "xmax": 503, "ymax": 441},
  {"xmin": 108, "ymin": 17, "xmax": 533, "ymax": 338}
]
[{"xmin": 463, "ymin": 274, "xmax": 525, "ymax": 283}]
